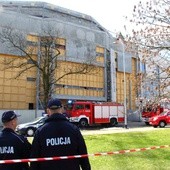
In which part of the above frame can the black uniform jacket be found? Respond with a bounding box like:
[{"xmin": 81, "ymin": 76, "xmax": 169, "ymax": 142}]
[
  {"xmin": 0, "ymin": 128, "xmax": 31, "ymax": 170},
  {"xmin": 30, "ymin": 113, "xmax": 91, "ymax": 170}
]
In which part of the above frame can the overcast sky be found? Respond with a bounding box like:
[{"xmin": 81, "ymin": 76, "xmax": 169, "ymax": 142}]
[{"xmin": 9, "ymin": 0, "xmax": 145, "ymax": 35}]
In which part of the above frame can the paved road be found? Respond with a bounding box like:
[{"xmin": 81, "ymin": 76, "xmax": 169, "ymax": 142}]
[
  {"xmin": 81, "ymin": 121, "xmax": 170, "ymax": 135},
  {"xmin": 1, "ymin": 121, "xmax": 169, "ymax": 136}
]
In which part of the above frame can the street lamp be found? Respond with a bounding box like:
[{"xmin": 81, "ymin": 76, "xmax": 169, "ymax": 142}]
[
  {"xmin": 35, "ymin": 39, "xmax": 41, "ymax": 118},
  {"xmin": 114, "ymin": 39, "xmax": 128, "ymax": 129}
]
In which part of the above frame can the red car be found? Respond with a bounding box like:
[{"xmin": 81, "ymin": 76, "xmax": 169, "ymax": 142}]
[{"xmin": 149, "ymin": 110, "xmax": 170, "ymax": 128}]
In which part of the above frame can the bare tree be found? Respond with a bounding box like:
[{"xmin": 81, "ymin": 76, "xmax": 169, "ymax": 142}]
[
  {"xmin": 0, "ymin": 25, "xmax": 99, "ymax": 110},
  {"xmin": 126, "ymin": 0, "xmax": 170, "ymax": 103}
]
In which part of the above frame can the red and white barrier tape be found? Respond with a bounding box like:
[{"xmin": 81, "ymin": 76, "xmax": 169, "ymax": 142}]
[{"xmin": 0, "ymin": 145, "xmax": 169, "ymax": 164}]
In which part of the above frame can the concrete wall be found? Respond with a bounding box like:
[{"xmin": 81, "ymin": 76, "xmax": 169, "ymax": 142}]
[{"xmin": 0, "ymin": 110, "xmax": 44, "ymax": 127}]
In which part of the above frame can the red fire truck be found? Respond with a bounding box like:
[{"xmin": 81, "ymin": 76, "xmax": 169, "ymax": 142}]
[
  {"xmin": 65, "ymin": 100, "xmax": 124, "ymax": 127},
  {"xmin": 142, "ymin": 104, "xmax": 164, "ymax": 125}
]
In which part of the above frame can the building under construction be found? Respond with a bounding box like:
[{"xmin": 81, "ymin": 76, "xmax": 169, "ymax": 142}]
[{"xmin": 0, "ymin": 1, "xmax": 138, "ymax": 112}]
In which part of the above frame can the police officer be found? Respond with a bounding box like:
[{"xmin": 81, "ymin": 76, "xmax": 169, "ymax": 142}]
[
  {"xmin": 0, "ymin": 110, "xmax": 31, "ymax": 170},
  {"xmin": 30, "ymin": 98, "xmax": 91, "ymax": 170}
]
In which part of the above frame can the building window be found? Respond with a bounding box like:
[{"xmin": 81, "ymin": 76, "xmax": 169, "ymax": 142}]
[
  {"xmin": 29, "ymin": 103, "xmax": 34, "ymax": 110},
  {"xmin": 115, "ymin": 52, "xmax": 118, "ymax": 68},
  {"xmin": 27, "ymin": 77, "xmax": 36, "ymax": 82}
]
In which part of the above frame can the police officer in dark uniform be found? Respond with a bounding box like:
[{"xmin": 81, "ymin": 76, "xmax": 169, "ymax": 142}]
[
  {"xmin": 30, "ymin": 98, "xmax": 91, "ymax": 170},
  {"xmin": 0, "ymin": 110, "xmax": 31, "ymax": 170}
]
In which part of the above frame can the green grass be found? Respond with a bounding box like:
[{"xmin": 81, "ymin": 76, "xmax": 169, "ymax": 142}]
[
  {"xmin": 28, "ymin": 129, "xmax": 170, "ymax": 170},
  {"xmin": 84, "ymin": 129, "xmax": 170, "ymax": 170}
]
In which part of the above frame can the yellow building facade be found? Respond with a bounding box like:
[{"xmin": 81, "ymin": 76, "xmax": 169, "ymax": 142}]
[
  {"xmin": 0, "ymin": 35, "xmax": 106, "ymax": 110},
  {"xmin": 0, "ymin": 42, "xmax": 137, "ymax": 110},
  {"xmin": 0, "ymin": 54, "xmax": 36, "ymax": 109},
  {"xmin": 116, "ymin": 57, "xmax": 137, "ymax": 110}
]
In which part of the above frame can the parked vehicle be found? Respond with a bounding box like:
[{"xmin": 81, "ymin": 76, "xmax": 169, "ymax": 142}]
[
  {"xmin": 16, "ymin": 116, "xmax": 47, "ymax": 136},
  {"xmin": 149, "ymin": 110, "xmax": 170, "ymax": 128},
  {"xmin": 142, "ymin": 104, "xmax": 164, "ymax": 125},
  {"xmin": 66, "ymin": 100, "xmax": 124, "ymax": 127}
]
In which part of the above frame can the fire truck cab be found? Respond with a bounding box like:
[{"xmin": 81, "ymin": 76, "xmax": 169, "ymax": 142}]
[{"xmin": 66, "ymin": 101, "xmax": 124, "ymax": 127}]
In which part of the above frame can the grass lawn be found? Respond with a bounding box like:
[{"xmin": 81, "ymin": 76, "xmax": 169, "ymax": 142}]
[
  {"xmin": 84, "ymin": 129, "xmax": 170, "ymax": 170},
  {"xmin": 28, "ymin": 128, "xmax": 170, "ymax": 170}
]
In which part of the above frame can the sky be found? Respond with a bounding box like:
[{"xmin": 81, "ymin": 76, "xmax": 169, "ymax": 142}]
[{"xmin": 16, "ymin": 0, "xmax": 143, "ymax": 36}]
